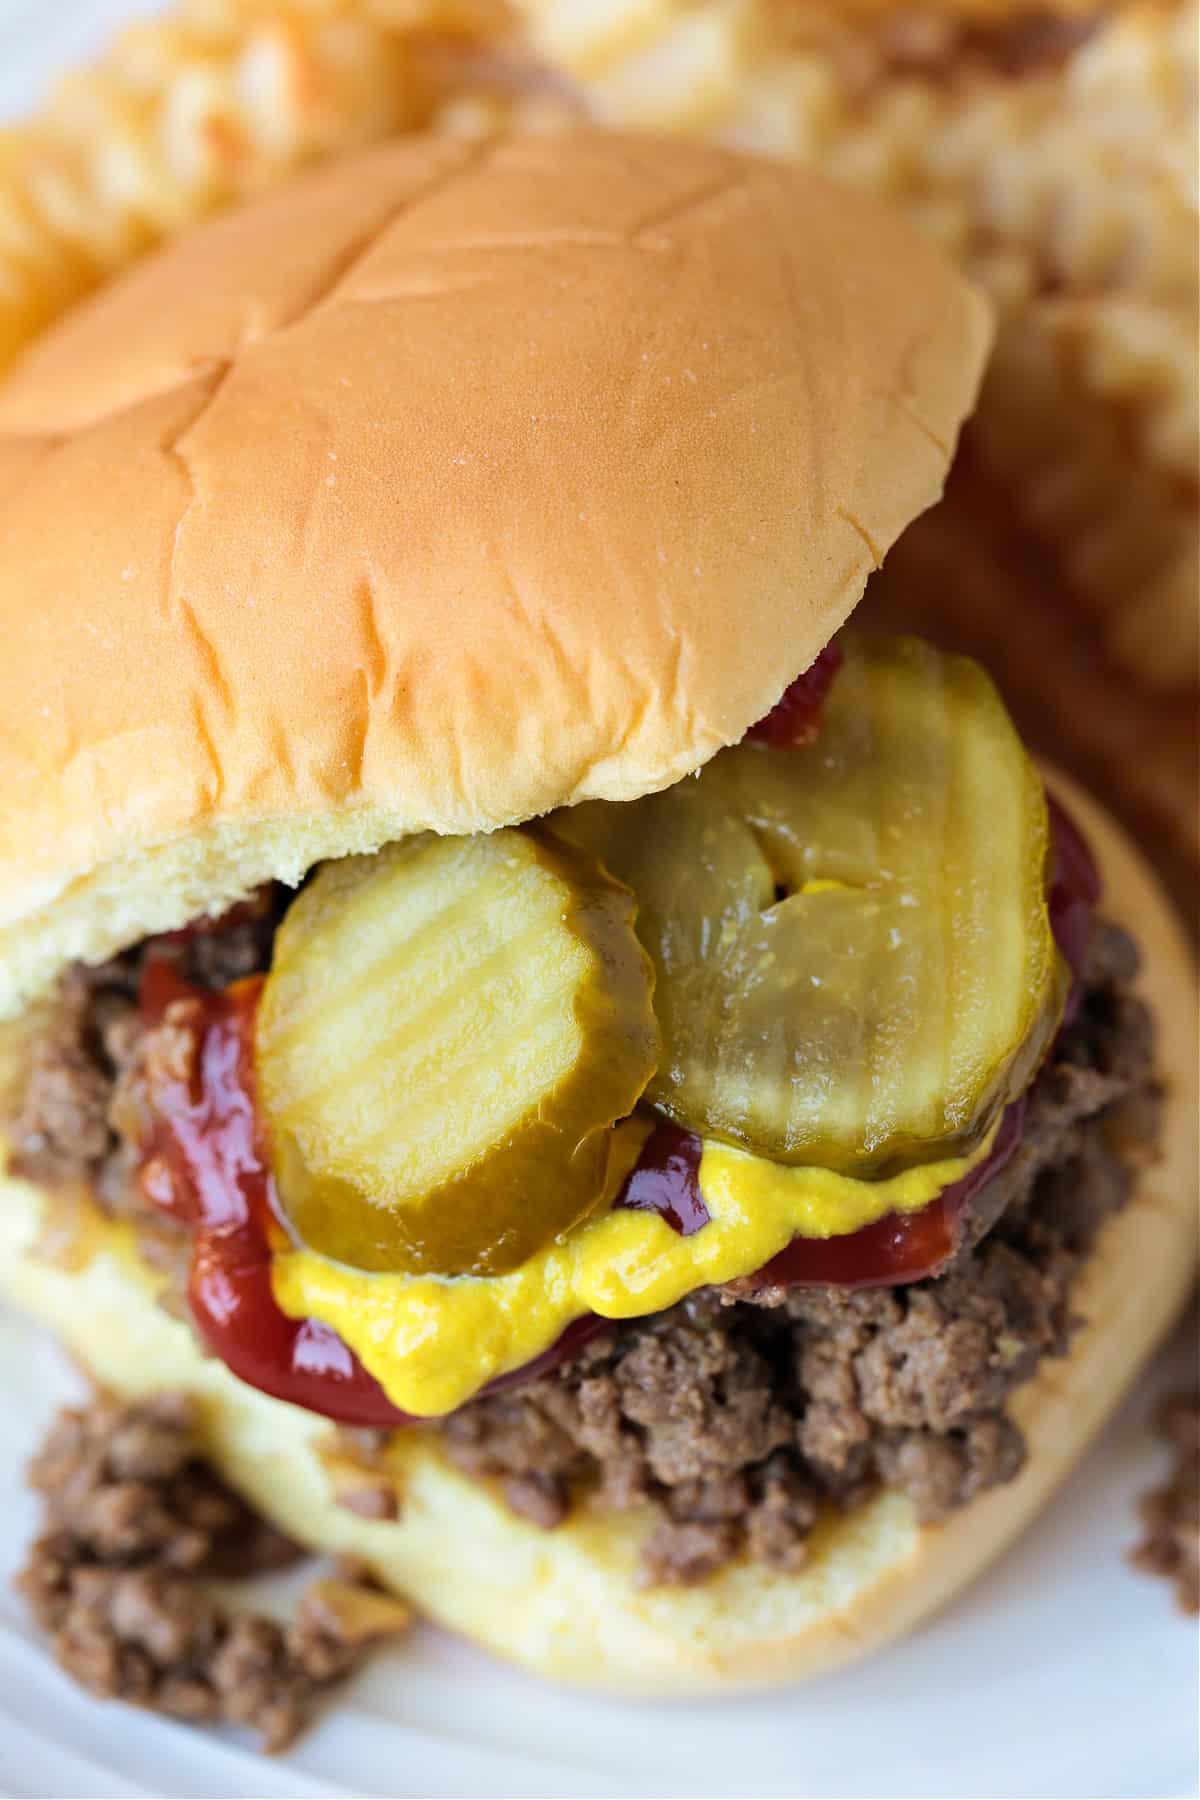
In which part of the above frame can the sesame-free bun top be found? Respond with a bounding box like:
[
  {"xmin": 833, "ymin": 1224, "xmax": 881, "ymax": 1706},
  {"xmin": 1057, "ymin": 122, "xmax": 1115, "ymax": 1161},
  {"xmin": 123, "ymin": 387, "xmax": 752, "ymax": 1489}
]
[{"xmin": 0, "ymin": 131, "xmax": 990, "ymax": 1018}]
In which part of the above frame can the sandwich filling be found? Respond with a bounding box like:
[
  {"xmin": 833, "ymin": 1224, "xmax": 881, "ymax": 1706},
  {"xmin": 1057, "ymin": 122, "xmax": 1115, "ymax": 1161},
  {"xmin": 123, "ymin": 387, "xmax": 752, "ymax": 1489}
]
[{"xmin": 4, "ymin": 635, "xmax": 1159, "ymax": 1584}]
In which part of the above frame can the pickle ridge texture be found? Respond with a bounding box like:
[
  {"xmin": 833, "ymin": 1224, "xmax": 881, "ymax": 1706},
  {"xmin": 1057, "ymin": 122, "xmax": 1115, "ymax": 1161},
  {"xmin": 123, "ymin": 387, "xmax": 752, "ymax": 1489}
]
[
  {"xmin": 557, "ymin": 635, "xmax": 1068, "ymax": 1176},
  {"xmin": 258, "ymin": 829, "xmax": 660, "ymax": 1276}
]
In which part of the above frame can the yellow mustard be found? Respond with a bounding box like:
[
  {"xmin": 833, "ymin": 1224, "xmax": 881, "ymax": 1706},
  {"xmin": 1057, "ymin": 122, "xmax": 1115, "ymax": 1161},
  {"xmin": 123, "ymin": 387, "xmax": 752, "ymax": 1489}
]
[{"xmin": 272, "ymin": 1123, "xmax": 995, "ymax": 1418}]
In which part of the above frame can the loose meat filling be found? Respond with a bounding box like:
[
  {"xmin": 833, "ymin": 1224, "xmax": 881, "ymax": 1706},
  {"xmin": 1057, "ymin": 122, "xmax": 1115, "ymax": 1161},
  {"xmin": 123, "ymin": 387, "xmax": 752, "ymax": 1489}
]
[
  {"xmin": 16, "ymin": 1392, "xmax": 411, "ymax": 1749},
  {"xmin": 1130, "ymin": 1389, "xmax": 1199, "ymax": 1615},
  {"xmin": 10, "ymin": 890, "xmax": 284, "ymax": 1199},
  {"xmin": 7, "ymin": 906, "xmax": 1157, "ymax": 1588}
]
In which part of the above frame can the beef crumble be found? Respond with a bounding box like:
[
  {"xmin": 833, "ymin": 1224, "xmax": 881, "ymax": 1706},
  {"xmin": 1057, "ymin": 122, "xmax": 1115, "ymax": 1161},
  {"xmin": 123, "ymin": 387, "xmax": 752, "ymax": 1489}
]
[
  {"xmin": 6, "ymin": 901, "xmax": 1158, "ymax": 1588},
  {"xmin": 10, "ymin": 890, "xmax": 283, "ymax": 1200},
  {"xmin": 1130, "ymin": 1390, "xmax": 1200, "ymax": 1615},
  {"xmin": 16, "ymin": 1393, "xmax": 410, "ymax": 1750},
  {"xmin": 442, "ymin": 920, "xmax": 1158, "ymax": 1584}
]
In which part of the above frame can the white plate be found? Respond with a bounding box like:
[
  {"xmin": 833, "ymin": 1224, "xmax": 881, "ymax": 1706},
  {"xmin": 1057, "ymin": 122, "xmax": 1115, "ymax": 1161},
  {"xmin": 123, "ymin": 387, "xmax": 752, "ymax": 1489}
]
[
  {"xmin": 0, "ymin": 6, "xmax": 1196, "ymax": 1795},
  {"xmin": 0, "ymin": 0, "xmax": 165, "ymax": 118}
]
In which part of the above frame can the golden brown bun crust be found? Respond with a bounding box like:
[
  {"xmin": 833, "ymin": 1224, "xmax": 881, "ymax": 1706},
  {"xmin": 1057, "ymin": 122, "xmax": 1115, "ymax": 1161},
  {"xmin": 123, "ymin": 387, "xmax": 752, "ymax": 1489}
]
[
  {"xmin": 0, "ymin": 131, "xmax": 990, "ymax": 1019},
  {"xmin": 0, "ymin": 769, "xmax": 1194, "ymax": 1690}
]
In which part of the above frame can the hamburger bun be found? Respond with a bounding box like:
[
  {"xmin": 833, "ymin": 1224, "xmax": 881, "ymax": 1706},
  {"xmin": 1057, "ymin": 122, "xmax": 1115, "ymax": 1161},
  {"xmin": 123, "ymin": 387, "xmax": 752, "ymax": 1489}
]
[
  {"xmin": 0, "ymin": 130, "xmax": 989, "ymax": 1021},
  {"xmin": 0, "ymin": 769, "xmax": 1194, "ymax": 1691}
]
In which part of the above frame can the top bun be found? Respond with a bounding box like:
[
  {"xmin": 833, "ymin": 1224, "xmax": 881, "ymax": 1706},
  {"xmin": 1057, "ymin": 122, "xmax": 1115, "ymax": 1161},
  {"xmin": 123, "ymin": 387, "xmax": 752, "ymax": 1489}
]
[{"xmin": 0, "ymin": 131, "xmax": 990, "ymax": 1018}]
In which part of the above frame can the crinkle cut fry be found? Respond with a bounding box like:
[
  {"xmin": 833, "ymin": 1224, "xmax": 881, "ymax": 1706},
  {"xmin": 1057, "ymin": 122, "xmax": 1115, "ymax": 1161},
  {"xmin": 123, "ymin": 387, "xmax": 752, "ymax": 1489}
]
[
  {"xmin": 0, "ymin": 0, "xmax": 519, "ymax": 376},
  {"xmin": 511, "ymin": 0, "xmax": 1197, "ymax": 697},
  {"xmin": 506, "ymin": 0, "xmax": 1199, "ymax": 892}
]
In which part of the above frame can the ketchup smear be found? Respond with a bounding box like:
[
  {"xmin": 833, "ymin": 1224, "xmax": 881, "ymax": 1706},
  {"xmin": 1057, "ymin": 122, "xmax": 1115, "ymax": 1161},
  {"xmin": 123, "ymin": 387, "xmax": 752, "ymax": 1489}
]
[
  {"xmin": 138, "ymin": 958, "xmax": 611, "ymax": 1427},
  {"xmin": 138, "ymin": 788, "xmax": 1096, "ymax": 1428},
  {"xmin": 621, "ymin": 1095, "xmax": 1030, "ymax": 1294},
  {"xmin": 745, "ymin": 641, "xmax": 844, "ymax": 748}
]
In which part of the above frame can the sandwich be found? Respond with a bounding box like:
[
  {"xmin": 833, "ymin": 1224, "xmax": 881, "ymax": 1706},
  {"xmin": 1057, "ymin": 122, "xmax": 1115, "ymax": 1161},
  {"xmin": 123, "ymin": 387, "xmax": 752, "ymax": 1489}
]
[{"xmin": 0, "ymin": 130, "xmax": 1194, "ymax": 1694}]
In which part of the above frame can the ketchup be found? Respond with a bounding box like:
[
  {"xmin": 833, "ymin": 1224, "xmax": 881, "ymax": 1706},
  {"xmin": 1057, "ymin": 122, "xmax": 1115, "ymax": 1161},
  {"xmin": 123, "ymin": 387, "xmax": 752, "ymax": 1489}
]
[
  {"xmin": 138, "ymin": 962, "xmax": 407, "ymax": 1427},
  {"xmin": 139, "ymin": 960, "xmax": 605, "ymax": 1427},
  {"xmin": 734, "ymin": 1095, "xmax": 1027, "ymax": 1290},
  {"xmin": 745, "ymin": 641, "xmax": 844, "ymax": 748},
  {"xmin": 614, "ymin": 1098, "xmax": 1027, "ymax": 1288},
  {"xmin": 137, "ymin": 788, "xmax": 1095, "ymax": 1426},
  {"xmin": 616, "ymin": 1125, "xmax": 707, "ymax": 1235},
  {"xmin": 1047, "ymin": 791, "xmax": 1100, "ymax": 983}
]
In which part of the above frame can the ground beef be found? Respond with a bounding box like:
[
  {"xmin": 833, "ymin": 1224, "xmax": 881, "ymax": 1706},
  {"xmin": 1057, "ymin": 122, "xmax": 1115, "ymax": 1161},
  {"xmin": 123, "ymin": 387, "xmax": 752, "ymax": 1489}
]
[
  {"xmin": 8, "ymin": 909, "xmax": 1159, "ymax": 1589},
  {"xmin": 9, "ymin": 889, "xmax": 283, "ymax": 1198},
  {"xmin": 1130, "ymin": 1390, "xmax": 1200, "ymax": 1614},
  {"xmin": 16, "ymin": 1393, "xmax": 410, "ymax": 1750},
  {"xmin": 440, "ymin": 921, "xmax": 1159, "ymax": 1584}
]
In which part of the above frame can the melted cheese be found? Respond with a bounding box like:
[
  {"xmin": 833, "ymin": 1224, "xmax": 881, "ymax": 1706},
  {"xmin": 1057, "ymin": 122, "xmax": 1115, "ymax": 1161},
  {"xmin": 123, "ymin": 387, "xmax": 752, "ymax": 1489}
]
[{"xmin": 272, "ymin": 1124, "xmax": 995, "ymax": 1418}]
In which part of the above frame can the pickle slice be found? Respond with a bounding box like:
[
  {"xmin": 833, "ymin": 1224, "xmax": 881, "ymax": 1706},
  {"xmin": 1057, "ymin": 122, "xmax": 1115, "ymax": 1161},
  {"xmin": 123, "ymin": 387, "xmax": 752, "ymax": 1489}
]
[
  {"xmin": 256, "ymin": 830, "xmax": 659, "ymax": 1276},
  {"xmin": 559, "ymin": 636, "xmax": 1069, "ymax": 1173}
]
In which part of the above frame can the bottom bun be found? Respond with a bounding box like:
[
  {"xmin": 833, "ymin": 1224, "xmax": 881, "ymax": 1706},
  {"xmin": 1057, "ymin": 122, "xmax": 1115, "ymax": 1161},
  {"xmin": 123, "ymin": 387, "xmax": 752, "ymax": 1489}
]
[{"xmin": 0, "ymin": 772, "xmax": 1195, "ymax": 1693}]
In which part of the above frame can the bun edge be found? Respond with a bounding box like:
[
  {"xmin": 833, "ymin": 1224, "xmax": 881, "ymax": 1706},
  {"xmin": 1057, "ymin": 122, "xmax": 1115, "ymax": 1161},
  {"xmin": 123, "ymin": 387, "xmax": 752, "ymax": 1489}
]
[{"xmin": 0, "ymin": 768, "xmax": 1194, "ymax": 1691}]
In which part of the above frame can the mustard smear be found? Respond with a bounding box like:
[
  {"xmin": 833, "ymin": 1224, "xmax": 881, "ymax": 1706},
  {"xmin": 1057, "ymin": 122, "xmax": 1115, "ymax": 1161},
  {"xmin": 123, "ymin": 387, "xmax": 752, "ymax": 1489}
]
[{"xmin": 272, "ymin": 1123, "xmax": 996, "ymax": 1419}]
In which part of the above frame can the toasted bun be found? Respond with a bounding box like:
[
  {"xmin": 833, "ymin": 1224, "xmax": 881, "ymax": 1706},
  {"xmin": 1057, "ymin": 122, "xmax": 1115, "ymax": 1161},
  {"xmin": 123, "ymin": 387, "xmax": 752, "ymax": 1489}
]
[
  {"xmin": 0, "ymin": 770, "xmax": 1194, "ymax": 1690},
  {"xmin": 0, "ymin": 130, "xmax": 990, "ymax": 1020}
]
